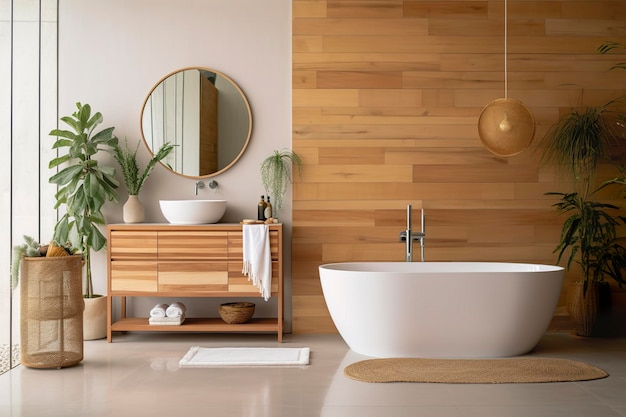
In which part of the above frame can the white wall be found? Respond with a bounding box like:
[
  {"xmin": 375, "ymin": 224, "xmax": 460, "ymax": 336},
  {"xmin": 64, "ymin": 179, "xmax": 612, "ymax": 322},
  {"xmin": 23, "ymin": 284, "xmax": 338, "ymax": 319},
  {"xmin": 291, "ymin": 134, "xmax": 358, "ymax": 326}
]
[{"xmin": 58, "ymin": 0, "xmax": 293, "ymax": 328}]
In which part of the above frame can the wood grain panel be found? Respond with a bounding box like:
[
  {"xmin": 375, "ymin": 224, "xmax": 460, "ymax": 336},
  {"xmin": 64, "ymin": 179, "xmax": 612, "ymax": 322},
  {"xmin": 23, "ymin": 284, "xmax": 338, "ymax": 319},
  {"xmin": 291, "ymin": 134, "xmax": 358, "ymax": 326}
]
[
  {"xmin": 412, "ymin": 164, "xmax": 539, "ymax": 183},
  {"xmin": 293, "ymin": 35, "xmax": 324, "ymax": 53},
  {"xmin": 561, "ymin": 2, "xmax": 626, "ymax": 19},
  {"xmin": 158, "ymin": 231, "xmax": 228, "ymax": 260},
  {"xmin": 429, "ymin": 18, "xmax": 545, "ymax": 37},
  {"xmin": 403, "ymin": 1, "xmax": 488, "ymax": 19},
  {"xmin": 293, "ymin": 52, "xmax": 441, "ymax": 71},
  {"xmin": 294, "ymin": 18, "xmax": 428, "ymax": 36},
  {"xmin": 488, "ymin": 2, "xmax": 560, "ymax": 19},
  {"xmin": 158, "ymin": 261, "xmax": 228, "ymax": 292},
  {"xmin": 110, "ymin": 231, "xmax": 157, "ymax": 259},
  {"xmin": 327, "ymin": 0, "xmax": 404, "ymax": 18},
  {"xmin": 110, "ymin": 261, "xmax": 157, "ymax": 292},
  {"xmin": 293, "ymin": 70, "xmax": 317, "ymax": 88},
  {"xmin": 293, "ymin": 0, "xmax": 327, "ymax": 18},
  {"xmin": 292, "ymin": 0, "xmax": 626, "ymax": 334},
  {"xmin": 303, "ymin": 164, "xmax": 413, "ymax": 182},
  {"xmin": 319, "ymin": 147, "xmax": 385, "ymax": 164},
  {"xmin": 317, "ymin": 70, "xmax": 403, "ymax": 89},
  {"xmin": 546, "ymin": 19, "xmax": 626, "ymax": 37}
]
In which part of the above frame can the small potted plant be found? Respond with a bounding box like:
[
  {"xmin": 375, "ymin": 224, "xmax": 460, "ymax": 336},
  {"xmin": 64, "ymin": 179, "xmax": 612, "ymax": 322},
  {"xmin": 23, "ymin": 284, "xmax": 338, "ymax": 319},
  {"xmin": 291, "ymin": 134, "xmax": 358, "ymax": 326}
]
[
  {"xmin": 259, "ymin": 149, "xmax": 302, "ymax": 214},
  {"xmin": 112, "ymin": 138, "xmax": 174, "ymax": 223},
  {"xmin": 49, "ymin": 102, "xmax": 119, "ymax": 340}
]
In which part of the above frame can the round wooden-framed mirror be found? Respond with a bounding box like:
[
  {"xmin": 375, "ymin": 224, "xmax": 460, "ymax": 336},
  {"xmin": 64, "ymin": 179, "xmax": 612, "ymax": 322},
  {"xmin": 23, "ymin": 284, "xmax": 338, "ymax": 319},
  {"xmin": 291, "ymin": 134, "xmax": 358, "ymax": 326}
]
[{"xmin": 140, "ymin": 67, "xmax": 252, "ymax": 178}]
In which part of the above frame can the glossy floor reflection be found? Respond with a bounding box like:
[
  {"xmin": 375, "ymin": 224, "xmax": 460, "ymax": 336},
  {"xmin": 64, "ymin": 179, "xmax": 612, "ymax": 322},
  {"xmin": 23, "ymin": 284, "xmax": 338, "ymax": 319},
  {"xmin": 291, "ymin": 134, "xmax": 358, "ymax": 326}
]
[{"xmin": 0, "ymin": 332, "xmax": 625, "ymax": 417}]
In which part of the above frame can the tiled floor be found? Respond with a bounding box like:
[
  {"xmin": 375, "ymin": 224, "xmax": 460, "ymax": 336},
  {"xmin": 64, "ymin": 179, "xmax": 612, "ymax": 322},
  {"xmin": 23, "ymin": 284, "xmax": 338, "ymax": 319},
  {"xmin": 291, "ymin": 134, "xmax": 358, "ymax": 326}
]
[{"xmin": 0, "ymin": 331, "xmax": 624, "ymax": 417}]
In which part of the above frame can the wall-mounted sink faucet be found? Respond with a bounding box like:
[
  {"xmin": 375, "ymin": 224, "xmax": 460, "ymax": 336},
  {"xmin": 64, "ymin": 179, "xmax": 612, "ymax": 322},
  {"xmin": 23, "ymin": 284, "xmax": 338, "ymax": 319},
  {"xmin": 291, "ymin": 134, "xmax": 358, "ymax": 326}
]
[
  {"xmin": 194, "ymin": 180, "xmax": 219, "ymax": 195},
  {"xmin": 398, "ymin": 204, "xmax": 425, "ymax": 262},
  {"xmin": 194, "ymin": 181, "xmax": 205, "ymax": 195}
]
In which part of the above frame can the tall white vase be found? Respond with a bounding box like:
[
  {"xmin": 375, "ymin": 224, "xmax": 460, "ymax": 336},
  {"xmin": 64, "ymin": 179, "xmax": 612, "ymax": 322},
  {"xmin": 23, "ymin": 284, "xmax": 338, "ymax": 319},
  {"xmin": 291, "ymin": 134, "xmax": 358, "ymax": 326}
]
[{"xmin": 123, "ymin": 194, "xmax": 145, "ymax": 223}]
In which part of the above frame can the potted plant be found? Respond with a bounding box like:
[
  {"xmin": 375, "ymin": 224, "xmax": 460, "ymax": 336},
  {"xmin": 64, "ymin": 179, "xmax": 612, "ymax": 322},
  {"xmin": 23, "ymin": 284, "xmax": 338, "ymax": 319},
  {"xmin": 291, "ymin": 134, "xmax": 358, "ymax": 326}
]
[
  {"xmin": 260, "ymin": 149, "xmax": 302, "ymax": 213},
  {"xmin": 112, "ymin": 138, "xmax": 174, "ymax": 223},
  {"xmin": 11, "ymin": 236, "xmax": 84, "ymax": 368},
  {"xmin": 11, "ymin": 236, "xmax": 76, "ymax": 288},
  {"xmin": 539, "ymin": 87, "xmax": 626, "ymax": 336},
  {"xmin": 49, "ymin": 102, "xmax": 119, "ymax": 340},
  {"xmin": 548, "ymin": 190, "xmax": 626, "ymax": 336}
]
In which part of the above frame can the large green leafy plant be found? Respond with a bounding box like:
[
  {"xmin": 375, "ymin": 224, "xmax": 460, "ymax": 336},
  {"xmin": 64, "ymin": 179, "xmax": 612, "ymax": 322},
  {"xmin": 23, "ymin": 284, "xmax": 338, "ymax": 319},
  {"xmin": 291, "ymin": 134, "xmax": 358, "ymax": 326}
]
[{"xmin": 49, "ymin": 102, "xmax": 119, "ymax": 298}]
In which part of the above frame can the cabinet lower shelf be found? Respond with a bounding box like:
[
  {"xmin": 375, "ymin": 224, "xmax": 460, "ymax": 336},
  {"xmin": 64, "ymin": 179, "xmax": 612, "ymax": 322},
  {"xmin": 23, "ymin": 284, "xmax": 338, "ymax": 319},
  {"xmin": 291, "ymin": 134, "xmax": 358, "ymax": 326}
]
[{"xmin": 109, "ymin": 317, "xmax": 282, "ymax": 340}]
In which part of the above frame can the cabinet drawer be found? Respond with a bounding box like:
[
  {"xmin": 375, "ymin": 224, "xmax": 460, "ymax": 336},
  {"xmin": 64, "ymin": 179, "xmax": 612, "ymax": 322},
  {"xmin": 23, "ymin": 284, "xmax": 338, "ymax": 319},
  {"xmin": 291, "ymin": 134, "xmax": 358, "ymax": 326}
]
[
  {"xmin": 227, "ymin": 231, "xmax": 280, "ymax": 260},
  {"xmin": 110, "ymin": 231, "xmax": 157, "ymax": 259},
  {"xmin": 158, "ymin": 231, "xmax": 228, "ymax": 260},
  {"xmin": 110, "ymin": 261, "xmax": 158, "ymax": 292},
  {"xmin": 228, "ymin": 261, "xmax": 279, "ymax": 293},
  {"xmin": 158, "ymin": 261, "xmax": 228, "ymax": 292}
]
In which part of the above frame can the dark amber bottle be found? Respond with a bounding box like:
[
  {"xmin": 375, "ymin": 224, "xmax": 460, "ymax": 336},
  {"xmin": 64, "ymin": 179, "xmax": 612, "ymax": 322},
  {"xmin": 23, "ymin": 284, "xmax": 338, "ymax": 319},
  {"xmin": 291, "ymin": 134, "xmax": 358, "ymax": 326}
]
[{"xmin": 257, "ymin": 196, "xmax": 267, "ymax": 221}]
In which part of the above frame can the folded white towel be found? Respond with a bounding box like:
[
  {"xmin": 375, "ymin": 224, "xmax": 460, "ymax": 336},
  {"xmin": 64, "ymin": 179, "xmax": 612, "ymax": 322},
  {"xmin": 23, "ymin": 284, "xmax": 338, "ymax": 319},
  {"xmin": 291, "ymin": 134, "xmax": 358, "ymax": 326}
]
[
  {"xmin": 166, "ymin": 302, "xmax": 187, "ymax": 318},
  {"xmin": 242, "ymin": 224, "xmax": 272, "ymax": 301},
  {"xmin": 150, "ymin": 303, "xmax": 169, "ymax": 318},
  {"xmin": 149, "ymin": 314, "xmax": 186, "ymax": 326}
]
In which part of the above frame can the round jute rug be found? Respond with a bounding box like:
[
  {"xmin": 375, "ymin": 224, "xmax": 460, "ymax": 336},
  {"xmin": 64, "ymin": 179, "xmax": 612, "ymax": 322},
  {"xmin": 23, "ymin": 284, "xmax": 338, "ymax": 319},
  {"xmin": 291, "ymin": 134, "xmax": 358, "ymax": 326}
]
[{"xmin": 344, "ymin": 357, "xmax": 608, "ymax": 384}]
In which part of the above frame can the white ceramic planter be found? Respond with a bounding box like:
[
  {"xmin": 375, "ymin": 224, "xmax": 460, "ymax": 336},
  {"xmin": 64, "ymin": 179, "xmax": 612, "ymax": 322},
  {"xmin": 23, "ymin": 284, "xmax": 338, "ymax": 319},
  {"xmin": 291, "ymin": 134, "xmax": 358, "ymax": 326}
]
[{"xmin": 83, "ymin": 295, "xmax": 107, "ymax": 340}]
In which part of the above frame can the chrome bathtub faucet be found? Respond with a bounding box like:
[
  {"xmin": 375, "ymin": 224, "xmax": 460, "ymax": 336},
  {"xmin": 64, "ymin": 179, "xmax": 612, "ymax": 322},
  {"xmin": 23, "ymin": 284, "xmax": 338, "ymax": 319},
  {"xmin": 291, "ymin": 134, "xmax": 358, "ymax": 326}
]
[{"xmin": 398, "ymin": 204, "xmax": 425, "ymax": 262}]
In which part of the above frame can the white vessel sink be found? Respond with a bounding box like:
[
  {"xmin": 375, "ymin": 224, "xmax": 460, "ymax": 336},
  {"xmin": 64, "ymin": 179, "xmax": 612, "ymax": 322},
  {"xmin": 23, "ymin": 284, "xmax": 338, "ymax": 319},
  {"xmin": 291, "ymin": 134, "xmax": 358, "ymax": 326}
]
[{"xmin": 159, "ymin": 199, "xmax": 227, "ymax": 225}]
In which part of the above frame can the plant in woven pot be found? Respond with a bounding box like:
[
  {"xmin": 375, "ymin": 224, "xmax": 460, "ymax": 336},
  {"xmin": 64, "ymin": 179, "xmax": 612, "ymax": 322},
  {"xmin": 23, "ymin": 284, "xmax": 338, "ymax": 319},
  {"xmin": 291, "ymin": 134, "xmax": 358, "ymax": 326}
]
[
  {"xmin": 111, "ymin": 138, "xmax": 174, "ymax": 223},
  {"xmin": 49, "ymin": 102, "xmax": 119, "ymax": 340},
  {"xmin": 539, "ymin": 94, "xmax": 626, "ymax": 337},
  {"xmin": 11, "ymin": 236, "xmax": 84, "ymax": 368}
]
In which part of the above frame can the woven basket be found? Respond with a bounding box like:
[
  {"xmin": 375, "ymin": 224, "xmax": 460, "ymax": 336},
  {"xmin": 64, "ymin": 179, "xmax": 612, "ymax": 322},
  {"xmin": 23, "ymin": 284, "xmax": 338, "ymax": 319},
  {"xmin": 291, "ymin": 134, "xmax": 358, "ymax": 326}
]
[
  {"xmin": 20, "ymin": 255, "xmax": 83, "ymax": 368},
  {"xmin": 219, "ymin": 302, "xmax": 255, "ymax": 324}
]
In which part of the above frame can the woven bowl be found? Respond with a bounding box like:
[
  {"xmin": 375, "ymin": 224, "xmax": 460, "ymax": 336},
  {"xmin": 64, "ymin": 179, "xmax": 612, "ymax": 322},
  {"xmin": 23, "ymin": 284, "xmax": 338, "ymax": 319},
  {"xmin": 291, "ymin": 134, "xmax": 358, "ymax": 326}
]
[{"xmin": 219, "ymin": 302, "xmax": 255, "ymax": 324}]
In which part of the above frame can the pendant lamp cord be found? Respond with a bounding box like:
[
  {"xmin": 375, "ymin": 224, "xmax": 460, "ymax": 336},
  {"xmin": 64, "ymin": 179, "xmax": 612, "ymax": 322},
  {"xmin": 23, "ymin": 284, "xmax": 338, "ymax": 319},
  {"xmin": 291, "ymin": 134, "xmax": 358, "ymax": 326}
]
[{"xmin": 504, "ymin": 0, "xmax": 508, "ymax": 98}]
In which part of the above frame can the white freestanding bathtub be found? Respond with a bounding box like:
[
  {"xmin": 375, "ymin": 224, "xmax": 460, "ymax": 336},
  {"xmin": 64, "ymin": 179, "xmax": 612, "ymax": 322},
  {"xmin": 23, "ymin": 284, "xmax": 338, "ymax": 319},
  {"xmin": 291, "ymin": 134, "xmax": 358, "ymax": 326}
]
[{"xmin": 319, "ymin": 262, "xmax": 564, "ymax": 358}]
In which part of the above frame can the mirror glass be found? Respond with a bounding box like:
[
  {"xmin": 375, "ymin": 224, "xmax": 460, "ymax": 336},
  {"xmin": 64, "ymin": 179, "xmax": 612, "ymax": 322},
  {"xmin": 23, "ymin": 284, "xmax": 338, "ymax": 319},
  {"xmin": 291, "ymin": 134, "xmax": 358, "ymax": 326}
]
[{"xmin": 140, "ymin": 67, "xmax": 252, "ymax": 178}]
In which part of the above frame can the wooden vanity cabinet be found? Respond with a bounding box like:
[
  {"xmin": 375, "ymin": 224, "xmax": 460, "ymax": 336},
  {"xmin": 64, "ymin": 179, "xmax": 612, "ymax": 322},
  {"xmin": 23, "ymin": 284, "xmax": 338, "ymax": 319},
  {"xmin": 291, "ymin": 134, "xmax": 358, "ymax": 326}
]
[{"xmin": 106, "ymin": 224, "xmax": 283, "ymax": 342}]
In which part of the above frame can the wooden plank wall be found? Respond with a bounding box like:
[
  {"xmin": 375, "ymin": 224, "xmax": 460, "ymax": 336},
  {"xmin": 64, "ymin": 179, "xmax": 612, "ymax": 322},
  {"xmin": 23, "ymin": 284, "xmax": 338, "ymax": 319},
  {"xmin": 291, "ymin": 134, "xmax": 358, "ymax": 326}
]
[{"xmin": 292, "ymin": 0, "xmax": 626, "ymax": 334}]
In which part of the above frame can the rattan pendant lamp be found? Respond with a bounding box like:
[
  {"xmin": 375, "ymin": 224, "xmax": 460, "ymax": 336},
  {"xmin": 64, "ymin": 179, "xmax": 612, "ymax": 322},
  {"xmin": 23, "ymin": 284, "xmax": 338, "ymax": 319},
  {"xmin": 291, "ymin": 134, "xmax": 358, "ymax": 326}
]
[{"xmin": 478, "ymin": 0, "xmax": 535, "ymax": 157}]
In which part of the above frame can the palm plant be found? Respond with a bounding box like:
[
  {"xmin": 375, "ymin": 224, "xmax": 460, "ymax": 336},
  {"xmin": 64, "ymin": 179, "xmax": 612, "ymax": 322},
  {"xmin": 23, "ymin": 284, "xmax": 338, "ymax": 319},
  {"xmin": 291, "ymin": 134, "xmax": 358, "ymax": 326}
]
[
  {"xmin": 49, "ymin": 102, "xmax": 119, "ymax": 298},
  {"xmin": 260, "ymin": 149, "xmax": 302, "ymax": 210},
  {"xmin": 112, "ymin": 138, "xmax": 174, "ymax": 195},
  {"xmin": 549, "ymin": 191, "xmax": 626, "ymax": 295}
]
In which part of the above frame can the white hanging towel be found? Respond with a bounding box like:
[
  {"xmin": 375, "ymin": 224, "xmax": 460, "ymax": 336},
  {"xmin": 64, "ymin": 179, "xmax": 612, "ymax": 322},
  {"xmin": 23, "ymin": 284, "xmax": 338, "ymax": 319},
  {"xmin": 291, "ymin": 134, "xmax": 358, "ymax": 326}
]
[{"xmin": 242, "ymin": 224, "xmax": 272, "ymax": 300}]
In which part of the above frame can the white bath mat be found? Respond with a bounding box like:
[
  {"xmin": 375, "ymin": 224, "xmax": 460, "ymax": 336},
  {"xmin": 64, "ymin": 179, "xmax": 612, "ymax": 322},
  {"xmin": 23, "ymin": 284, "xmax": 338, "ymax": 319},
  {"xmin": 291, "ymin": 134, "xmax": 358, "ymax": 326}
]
[{"xmin": 179, "ymin": 346, "xmax": 310, "ymax": 367}]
